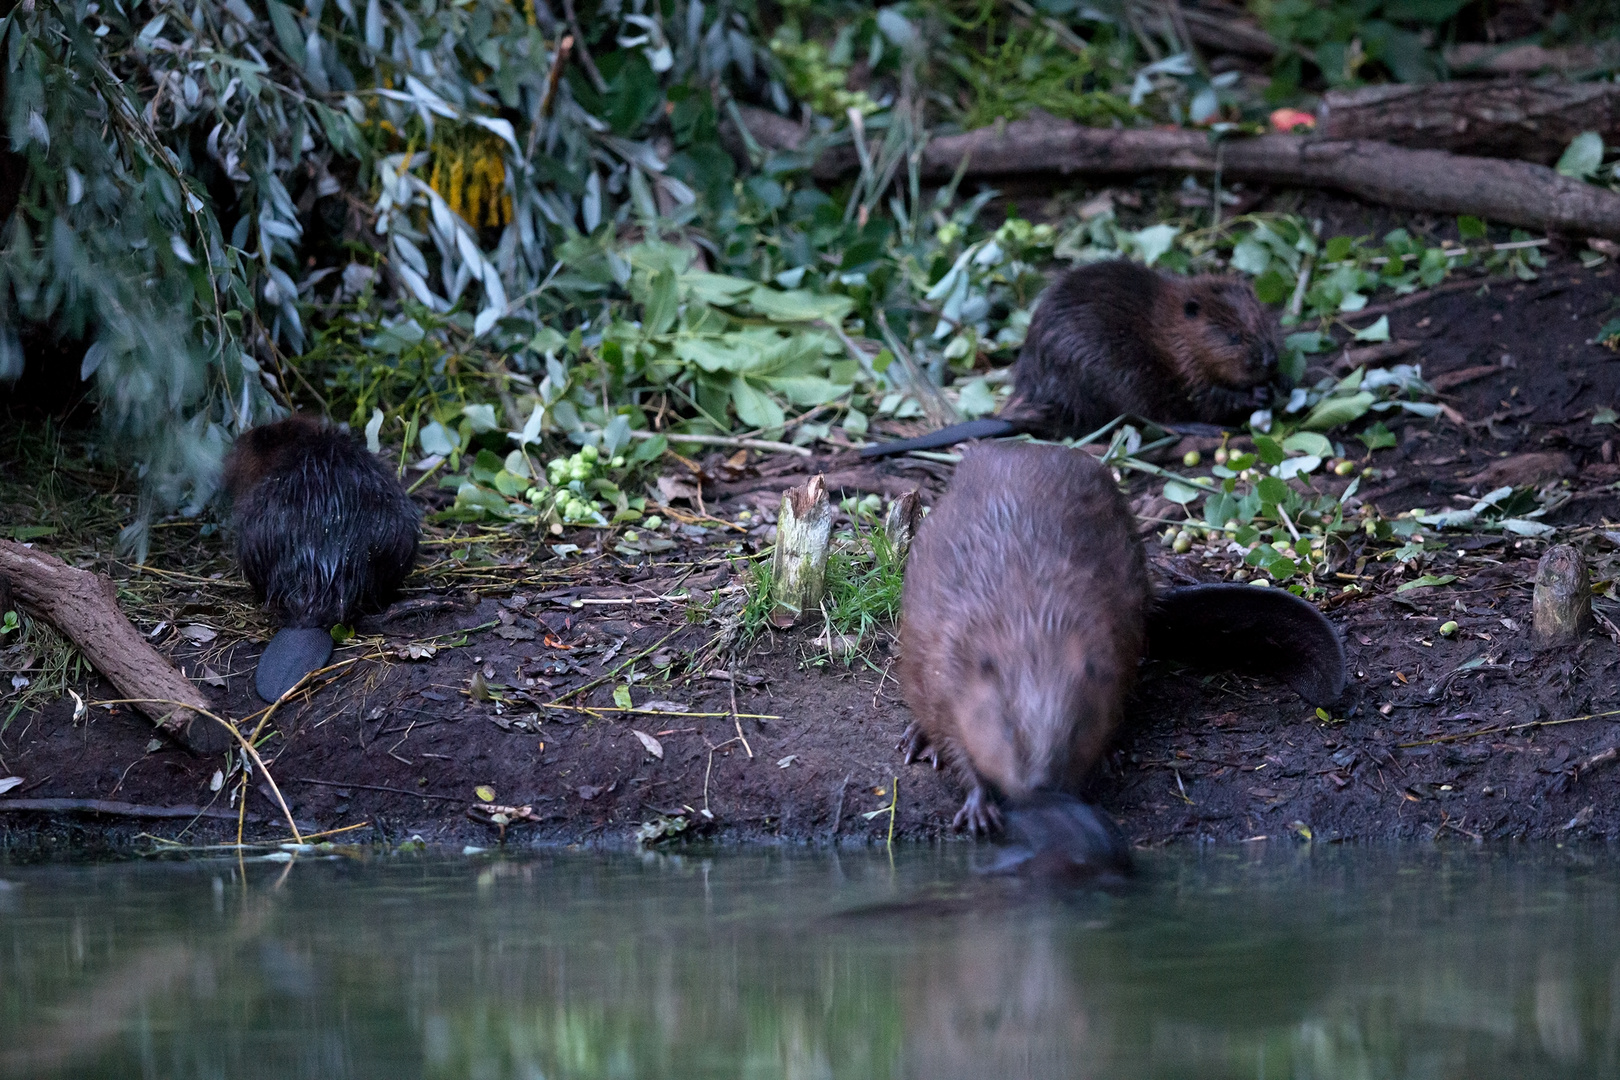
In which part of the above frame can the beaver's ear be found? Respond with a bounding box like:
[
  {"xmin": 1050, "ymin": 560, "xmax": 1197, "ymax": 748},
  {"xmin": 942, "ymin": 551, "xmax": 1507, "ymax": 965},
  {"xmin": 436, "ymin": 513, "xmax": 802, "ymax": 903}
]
[{"xmin": 1183, "ymin": 298, "xmax": 1201, "ymax": 318}]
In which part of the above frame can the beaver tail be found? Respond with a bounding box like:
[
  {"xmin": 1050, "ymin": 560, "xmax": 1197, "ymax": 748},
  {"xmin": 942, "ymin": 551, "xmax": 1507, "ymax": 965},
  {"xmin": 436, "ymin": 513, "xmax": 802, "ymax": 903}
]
[
  {"xmin": 990, "ymin": 790, "xmax": 1133, "ymax": 879},
  {"xmin": 255, "ymin": 626, "xmax": 335, "ymax": 702},
  {"xmin": 858, "ymin": 417, "xmax": 1029, "ymax": 459},
  {"xmin": 1146, "ymin": 584, "xmax": 1346, "ymax": 706}
]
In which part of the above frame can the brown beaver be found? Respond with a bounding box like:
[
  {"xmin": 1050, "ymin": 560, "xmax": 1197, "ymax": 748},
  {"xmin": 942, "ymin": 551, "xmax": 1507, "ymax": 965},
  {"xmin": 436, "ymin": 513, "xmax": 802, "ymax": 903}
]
[
  {"xmin": 862, "ymin": 261, "xmax": 1280, "ymax": 458},
  {"xmin": 224, "ymin": 416, "xmax": 420, "ymax": 702},
  {"xmin": 898, "ymin": 441, "xmax": 1343, "ymax": 874}
]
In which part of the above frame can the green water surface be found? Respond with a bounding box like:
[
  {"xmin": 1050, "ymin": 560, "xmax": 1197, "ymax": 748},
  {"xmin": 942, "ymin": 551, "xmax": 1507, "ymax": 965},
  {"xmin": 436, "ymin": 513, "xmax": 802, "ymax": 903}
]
[{"xmin": 2, "ymin": 845, "xmax": 1618, "ymax": 1079}]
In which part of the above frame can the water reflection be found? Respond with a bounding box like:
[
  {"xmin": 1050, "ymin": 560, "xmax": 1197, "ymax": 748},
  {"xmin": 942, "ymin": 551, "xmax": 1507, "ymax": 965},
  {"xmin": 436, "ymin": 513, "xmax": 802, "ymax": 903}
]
[{"xmin": 4, "ymin": 846, "xmax": 1620, "ymax": 1078}]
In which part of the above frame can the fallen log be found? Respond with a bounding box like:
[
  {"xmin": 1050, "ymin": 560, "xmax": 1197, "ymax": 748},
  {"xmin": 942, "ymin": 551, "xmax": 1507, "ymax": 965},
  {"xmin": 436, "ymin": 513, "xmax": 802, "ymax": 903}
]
[
  {"xmin": 728, "ymin": 108, "xmax": 1620, "ymax": 240},
  {"xmin": 0, "ymin": 540, "xmax": 228, "ymax": 752},
  {"xmin": 1319, "ymin": 81, "xmax": 1620, "ymax": 164},
  {"xmin": 1446, "ymin": 41, "xmax": 1620, "ymax": 78}
]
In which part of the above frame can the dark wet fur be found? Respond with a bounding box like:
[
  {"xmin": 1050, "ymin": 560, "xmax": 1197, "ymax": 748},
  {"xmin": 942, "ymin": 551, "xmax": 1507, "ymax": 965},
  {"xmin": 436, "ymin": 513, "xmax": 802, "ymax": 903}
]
[
  {"xmin": 898, "ymin": 442, "xmax": 1340, "ymax": 874},
  {"xmin": 1146, "ymin": 583, "xmax": 1346, "ymax": 706},
  {"xmin": 224, "ymin": 416, "xmax": 419, "ymax": 700},
  {"xmin": 899, "ymin": 443, "xmax": 1148, "ymax": 870},
  {"xmin": 1015, "ymin": 261, "xmax": 1280, "ymax": 436},
  {"xmin": 862, "ymin": 262, "xmax": 1280, "ymax": 460}
]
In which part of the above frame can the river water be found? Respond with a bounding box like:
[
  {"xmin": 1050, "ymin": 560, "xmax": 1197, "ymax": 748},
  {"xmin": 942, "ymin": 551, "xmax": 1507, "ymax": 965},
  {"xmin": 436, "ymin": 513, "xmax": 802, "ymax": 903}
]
[{"xmin": 2, "ymin": 845, "xmax": 1618, "ymax": 1078}]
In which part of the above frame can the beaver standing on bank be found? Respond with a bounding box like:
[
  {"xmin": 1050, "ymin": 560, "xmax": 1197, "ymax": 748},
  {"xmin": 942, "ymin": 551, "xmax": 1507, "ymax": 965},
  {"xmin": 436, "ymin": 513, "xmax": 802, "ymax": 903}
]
[
  {"xmin": 862, "ymin": 261, "xmax": 1281, "ymax": 458},
  {"xmin": 898, "ymin": 442, "xmax": 1343, "ymax": 874},
  {"xmin": 224, "ymin": 416, "xmax": 420, "ymax": 702}
]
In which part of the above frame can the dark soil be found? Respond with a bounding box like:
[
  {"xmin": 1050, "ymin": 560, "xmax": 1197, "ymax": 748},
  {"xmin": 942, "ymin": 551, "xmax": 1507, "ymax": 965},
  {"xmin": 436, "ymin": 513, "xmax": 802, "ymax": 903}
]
[{"xmin": 5, "ymin": 229, "xmax": 1620, "ymax": 859}]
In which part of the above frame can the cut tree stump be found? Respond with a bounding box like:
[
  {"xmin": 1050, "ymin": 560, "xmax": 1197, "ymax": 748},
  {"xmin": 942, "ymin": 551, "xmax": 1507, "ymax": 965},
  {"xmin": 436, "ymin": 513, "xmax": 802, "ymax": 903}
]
[
  {"xmin": 0, "ymin": 540, "xmax": 229, "ymax": 753},
  {"xmin": 769, "ymin": 475, "xmax": 833, "ymax": 628},
  {"xmin": 726, "ymin": 107, "xmax": 1620, "ymax": 240},
  {"xmin": 1533, "ymin": 544, "xmax": 1595, "ymax": 646},
  {"xmin": 883, "ymin": 490, "xmax": 923, "ymax": 563}
]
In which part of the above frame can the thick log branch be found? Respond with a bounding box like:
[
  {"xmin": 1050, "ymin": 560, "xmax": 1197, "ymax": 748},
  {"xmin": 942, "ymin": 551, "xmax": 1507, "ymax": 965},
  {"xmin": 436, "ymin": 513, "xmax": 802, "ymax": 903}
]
[
  {"xmin": 729, "ymin": 108, "xmax": 1620, "ymax": 239},
  {"xmin": 0, "ymin": 540, "xmax": 225, "ymax": 751},
  {"xmin": 1320, "ymin": 81, "xmax": 1620, "ymax": 164}
]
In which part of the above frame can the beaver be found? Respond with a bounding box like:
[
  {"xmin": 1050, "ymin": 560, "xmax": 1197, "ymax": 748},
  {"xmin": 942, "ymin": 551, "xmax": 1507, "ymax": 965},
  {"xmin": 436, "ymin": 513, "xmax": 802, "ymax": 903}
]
[
  {"xmin": 898, "ymin": 441, "xmax": 1343, "ymax": 874},
  {"xmin": 224, "ymin": 416, "xmax": 420, "ymax": 702},
  {"xmin": 862, "ymin": 261, "xmax": 1281, "ymax": 458}
]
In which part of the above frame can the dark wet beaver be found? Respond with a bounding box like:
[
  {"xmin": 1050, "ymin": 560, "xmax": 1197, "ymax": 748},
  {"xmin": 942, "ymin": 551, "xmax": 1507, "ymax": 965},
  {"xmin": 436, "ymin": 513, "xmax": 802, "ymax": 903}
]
[
  {"xmin": 863, "ymin": 261, "xmax": 1281, "ymax": 458},
  {"xmin": 897, "ymin": 441, "xmax": 1343, "ymax": 874},
  {"xmin": 224, "ymin": 416, "xmax": 420, "ymax": 701}
]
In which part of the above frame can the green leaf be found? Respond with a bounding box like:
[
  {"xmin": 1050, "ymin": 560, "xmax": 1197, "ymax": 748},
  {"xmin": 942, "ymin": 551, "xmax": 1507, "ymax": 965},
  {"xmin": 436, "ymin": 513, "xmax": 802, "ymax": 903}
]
[
  {"xmin": 681, "ymin": 272, "xmax": 755, "ymax": 306},
  {"xmin": 1230, "ymin": 238, "xmax": 1271, "ymax": 276},
  {"xmin": 1457, "ymin": 215, "xmax": 1487, "ymax": 241},
  {"xmin": 1281, "ymin": 432, "xmax": 1332, "ymax": 458},
  {"xmin": 1256, "ymin": 475, "xmax": 1290, "ymax": 505},
  {"xmin": 644, "ymin": 267, "xmax": 680, "ymax": 335},
  {"xmin": 956, "ymin": 378, "xmax": 997, "ymax": 417},
  {"xmin": 1203, "ymin": 491, "xmax": 1238, "ymax": 528},
  {"xmin": 493, "ymin": 470, "xmax": 531, "ymax": 497},
  {"xmin": 452, "ymin": 482, "xmax": 513, "ymax": 519},
  {"xmin": 1163, "ymin": 478, "xmax": 1202, "ymax": 505},
  {"xmin": 1556, "ymin": 132, "xmax": 1606, "ymax": 180},
  {"xmin": 613, "ymin": 684, "xmax": 633, "ymax": 710},
  {"xmin": 729, "ymin": 376, "xmax": 785, "ymax": 429},
  {"xmin": 463, "ymin": 403, "xmax": 500, "ymax": 433},
  {"xmin": 1500, "ymin": 519, "xmax": 1556, "ymax": 538},
  {"xmin": 1129, "ymin": 224, "xmax": 1180, "ymax": 266},
  {"xmin": 747, "ymin": 287, "xmax": 854, "ymax": 325},
  {"xmin": 761, "ymin": 375, "xmax": 844, "ymax": 407},
  {"xmin": 1323, "ymin": 235, "xmax": 1355, "ymax": 262},
  {"xmin": 1285, "ymin": 330, "xmax": 1330, "ymax": 355},
  {"xmin": 1253, "ymin": 269, "xmax": 1291, "ymax": 306},
  {"xmin": 1396, "ymin": 574, "xmax": 1458, "ymax": 593},
  {"xmin": 1302, "ymin": 391, "xmax": 1376, "ymax": 432},
  {"xmin": 1358, "ymin": 422, "xmax": 1398, "ymax": 451},
  {"xmin": 674, "ymin": 336, "xmax": 754, "ymax": 373},
  {"xmin": 1353, "ymin": 315, "xmax": 1391, "ymax": 342},
  {"xmin": 471, "ymin": 448, "xmax": 504, "ymax": 483},
  {"xmin": 1252, "ymin": 435, "xmax": 1286, "ymax": 466},
  {"xmin": 265, "ymin": 0, "xmax": 308, "ymax": 69}
]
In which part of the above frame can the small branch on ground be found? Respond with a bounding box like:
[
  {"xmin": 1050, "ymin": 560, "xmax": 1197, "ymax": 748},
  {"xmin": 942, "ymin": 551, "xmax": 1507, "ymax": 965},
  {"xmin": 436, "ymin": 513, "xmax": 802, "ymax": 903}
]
[
  {"xmin": 0, "ymin": 798, "xmax": 255, "ymax": 821},
  {"xmin": 626, "ymin": 429, "xmax": 812, "ymax": 458},
  {"xmin": 0, "ymin": 540, "xmax": 226, "ymax": 753}
]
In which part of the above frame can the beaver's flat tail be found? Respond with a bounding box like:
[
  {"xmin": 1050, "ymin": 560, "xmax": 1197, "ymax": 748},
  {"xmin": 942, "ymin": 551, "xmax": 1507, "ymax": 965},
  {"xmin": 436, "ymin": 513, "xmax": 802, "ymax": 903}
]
[
  {"xmin": 255, "ymin": 627, "xmax": 334, "ymax": 702},
  {"xmin": 858, "ymin": 418, "xmax": 1025, "ymax": 459},
  {"xmin": 1147, "ymin": 583, "xmax": 1346, "ymax": 706}
]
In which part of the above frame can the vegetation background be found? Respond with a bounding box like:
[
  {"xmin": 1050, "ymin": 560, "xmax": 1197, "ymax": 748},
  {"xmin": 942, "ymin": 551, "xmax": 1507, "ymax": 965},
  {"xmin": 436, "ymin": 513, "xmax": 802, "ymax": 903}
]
[{"xmin": 2, "ymin": 0, "xmax": 1617, "ymax": 554}]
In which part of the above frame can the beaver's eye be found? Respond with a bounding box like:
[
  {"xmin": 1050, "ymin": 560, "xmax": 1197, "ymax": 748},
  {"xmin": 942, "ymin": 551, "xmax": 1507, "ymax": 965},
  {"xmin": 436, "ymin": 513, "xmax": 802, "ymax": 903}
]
[
  {"xmin": 1183, "ymin": 299, "xmax": 1201, "ymax": 318},
  {"xmin": 1226, "ymin": 331, "xmax": 1246, "ymax": 348}
]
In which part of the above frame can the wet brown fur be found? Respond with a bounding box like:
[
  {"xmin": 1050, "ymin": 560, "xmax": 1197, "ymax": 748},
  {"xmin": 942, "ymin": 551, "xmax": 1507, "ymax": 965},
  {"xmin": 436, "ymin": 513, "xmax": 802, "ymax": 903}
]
[
  {"xmin": 898, "ymin": 442, "xmax": 1149, "ymax": 833},
  {"xmin": 1011, "ymin": 260, "xmax": 1281, "ymax": 436},
  {"xmin": 860, "ymin": 262, "xmax": 1281, "ymax": 459}
]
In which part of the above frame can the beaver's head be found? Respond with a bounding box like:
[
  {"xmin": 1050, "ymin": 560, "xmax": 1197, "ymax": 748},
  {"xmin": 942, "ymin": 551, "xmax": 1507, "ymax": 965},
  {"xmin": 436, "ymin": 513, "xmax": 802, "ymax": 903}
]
[{"xmin": 1178, "ymin": 277, "xmax": 1282, "ymax": 391}]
